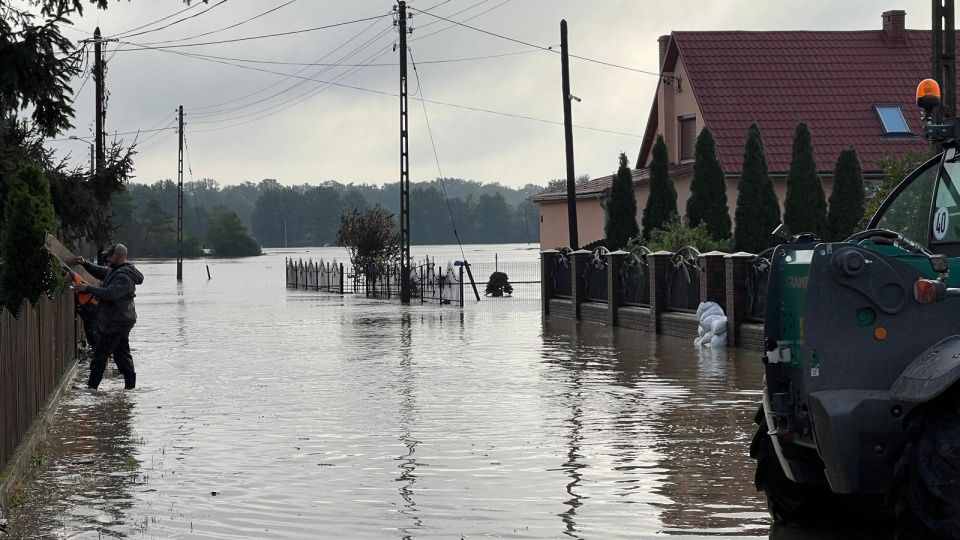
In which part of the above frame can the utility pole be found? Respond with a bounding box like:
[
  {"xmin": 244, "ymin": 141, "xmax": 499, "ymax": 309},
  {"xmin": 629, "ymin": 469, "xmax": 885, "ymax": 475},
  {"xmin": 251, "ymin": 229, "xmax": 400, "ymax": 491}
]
[
  {"xmin": 933, "ymin": 0, "xmax": 957, "ymax": 123},
  {"xmin": 177, "ymin": 105, "xmax": 184, "ymax": 282},
  {"xmin": 94, "ymin": 27, "xmax": 105, "ymax": 173},
  {"xmin": 560, "ymin": 20, "xmax": 579, "ymax": 250},
  {"xmin": 398, "ymin": 1, "xmax": 412, "ymax": 303}
]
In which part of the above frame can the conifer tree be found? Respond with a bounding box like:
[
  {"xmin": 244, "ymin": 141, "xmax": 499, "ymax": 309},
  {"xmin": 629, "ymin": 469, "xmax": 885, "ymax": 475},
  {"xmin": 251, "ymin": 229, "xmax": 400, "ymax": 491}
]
[
  {"xmin": 734, "ymin": 123, "xmax": 781, "ymax": 253},
  {"xmin": 687, "ymin": 126, "xmax": 731, "ymax": 241},
  {"xmin": 604, "ymin": 152, "xmax": 640, "ymax": 249},
  {"xmin": 783, "ymin": 121, "xmax": 828, "ymax": 239},
  {"xmin": 0, "ymin": 165, "xmax": 58, "ymax": 315},
  {"xmin": 641, "ymin": 135, "xmax": 677, "ymax": 241},
  {"xmin": 827, "ymin": 146, "xmax": 866, "ymax": 241}
]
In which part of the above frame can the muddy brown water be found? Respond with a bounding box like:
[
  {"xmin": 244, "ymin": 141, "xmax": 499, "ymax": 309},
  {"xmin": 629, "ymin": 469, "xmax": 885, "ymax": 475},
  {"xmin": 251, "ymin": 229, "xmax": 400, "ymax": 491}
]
[{"xmin": 3, "ymin": 245, "xmax": 891, "ymax": 539}]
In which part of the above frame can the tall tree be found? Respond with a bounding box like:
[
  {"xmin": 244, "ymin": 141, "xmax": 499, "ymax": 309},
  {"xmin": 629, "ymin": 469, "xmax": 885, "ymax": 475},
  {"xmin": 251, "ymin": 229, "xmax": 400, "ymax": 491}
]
[
  {"xmin": 605, "ymin": 152, "xmax": 639, "ymax": 250},
  {"xmin": 783, "ymin": 121, "xmax": 827, "ymax": 239},
  {"xmin": 686, "ymin": 126, "xmax": 731, "ymax": 240},
  {"xmin": 207, "ymin": 207, "xmax": 261, "ymax": 257},
  {"xmin": 641, "ymin": 135, "xmax": 677, "ymax": 241},
  {"xmin": 734, "ymin": 123, "xmax": 782, "ymax": 253},
  {"xmin": 0, "ymin": 165, "xmax": 58, "ymax": 314},
  {"xmin": 827, "ymin": 146, "xmax": 866, "ymax": 241}
]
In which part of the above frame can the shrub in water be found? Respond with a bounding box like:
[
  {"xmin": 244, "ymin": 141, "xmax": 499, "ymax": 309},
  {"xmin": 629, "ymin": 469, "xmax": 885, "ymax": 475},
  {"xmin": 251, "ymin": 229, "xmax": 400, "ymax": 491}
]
[{"xmin": 485, "ymin": 271, "xmax": 513, "ymax": 297}]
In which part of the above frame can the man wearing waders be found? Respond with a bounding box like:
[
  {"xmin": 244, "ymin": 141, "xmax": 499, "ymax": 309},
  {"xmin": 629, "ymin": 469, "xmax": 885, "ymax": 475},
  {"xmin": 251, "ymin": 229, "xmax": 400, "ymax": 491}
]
[{"xmin": 73, "ymin": 244, "xmax": 144, "ymax": 390}]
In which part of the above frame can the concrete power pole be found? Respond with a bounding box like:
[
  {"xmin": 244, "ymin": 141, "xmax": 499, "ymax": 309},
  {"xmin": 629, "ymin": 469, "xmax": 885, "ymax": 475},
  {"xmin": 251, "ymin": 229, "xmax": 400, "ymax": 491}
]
[
  {"xmin": 177, "ymin": 106, "xmax": 184, "ymax": 282},
  {"xmin": 398, "ymin": 1, "xmax": 412, "ymax": 303},
  {"xmin": 561, "ymin": 20, "xmax": 579, "ymax": 250},
  {"xmin": 94, "ymin": 27, "xmax": 105, "ymax": 173}
]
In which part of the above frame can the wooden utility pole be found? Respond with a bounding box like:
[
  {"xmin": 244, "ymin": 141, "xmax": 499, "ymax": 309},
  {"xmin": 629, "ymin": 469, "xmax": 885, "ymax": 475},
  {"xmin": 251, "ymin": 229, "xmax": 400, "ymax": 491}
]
[
  {"xmin": 177, "ymin": 105, "xmax": 184, "ymax": 281},
  {"xmin": 94, "ymin": 27, "xmax": 105, "ymax": 172},
  {"xmin": 561, "ymin": 20, "xmax": 579, "ymax": 250},
  {"xmin": 398, "ymin": 1, "xmax": 412, "ymax": 303}
]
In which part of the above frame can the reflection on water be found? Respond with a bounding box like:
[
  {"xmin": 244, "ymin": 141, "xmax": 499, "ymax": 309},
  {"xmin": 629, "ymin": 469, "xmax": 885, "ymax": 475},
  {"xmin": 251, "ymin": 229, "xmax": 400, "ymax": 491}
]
[
  {"xmin": 7, "ymin": 388, "xmax": 140, "ymax": 538},
  {"xmin": 3, "ymin": 246, "xmax": 894, "ymax": 539}
]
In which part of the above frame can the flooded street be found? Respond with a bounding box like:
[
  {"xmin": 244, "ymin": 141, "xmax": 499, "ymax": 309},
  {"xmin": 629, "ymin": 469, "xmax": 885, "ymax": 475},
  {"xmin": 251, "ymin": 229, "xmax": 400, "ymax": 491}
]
[{"xmin": 5, "ymin": 245, "xmax": 888, "ymax": 539}]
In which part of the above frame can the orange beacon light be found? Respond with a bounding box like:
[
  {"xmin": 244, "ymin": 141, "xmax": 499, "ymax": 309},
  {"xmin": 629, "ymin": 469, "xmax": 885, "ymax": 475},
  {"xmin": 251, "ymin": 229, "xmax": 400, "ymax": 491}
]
[{"xmin": 917, "ymin": 79, "xmax": 942, "ymax": 119}]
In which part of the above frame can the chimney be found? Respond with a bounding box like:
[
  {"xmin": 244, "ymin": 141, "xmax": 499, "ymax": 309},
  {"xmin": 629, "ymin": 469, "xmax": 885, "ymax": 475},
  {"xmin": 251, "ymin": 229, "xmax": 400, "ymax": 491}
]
[
  {"xmin": 658, "ymin": 35, "xmax": 670, "ymax": 71},
  {"xmin": 882, "ymin": 10, "xmax": 906, "ymax": 46}
]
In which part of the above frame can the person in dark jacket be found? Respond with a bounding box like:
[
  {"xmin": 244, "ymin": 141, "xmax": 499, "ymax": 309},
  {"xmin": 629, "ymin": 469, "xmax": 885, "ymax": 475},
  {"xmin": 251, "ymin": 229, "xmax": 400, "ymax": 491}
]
[{"xmin": 73, "ymin": 243, "xmax": 144, "ymax": 390}]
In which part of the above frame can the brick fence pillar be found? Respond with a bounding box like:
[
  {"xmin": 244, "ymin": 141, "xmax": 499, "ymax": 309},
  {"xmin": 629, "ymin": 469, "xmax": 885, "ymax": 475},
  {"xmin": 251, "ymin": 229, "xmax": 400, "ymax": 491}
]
[
  {"xmin": 540, "ymin": 250, "xmax": 558, "ymax": 317},
  {"xmin": 648, "ymin": 251, "xmax": 673, "ymax": 334},
  {"xmin": 725, "ymin": 252, "xmax": 755, "ymax": 347},
  {"xmin": 606, "ymin": 250, "xmax": 627, "ymax": 327},
  {"xmin": 570, "ymin": 249, "xmax": 591, "ymax": 321},
  {"xmin": 699, "ymin": 251, "xmax": 729, "ymax": 312}
]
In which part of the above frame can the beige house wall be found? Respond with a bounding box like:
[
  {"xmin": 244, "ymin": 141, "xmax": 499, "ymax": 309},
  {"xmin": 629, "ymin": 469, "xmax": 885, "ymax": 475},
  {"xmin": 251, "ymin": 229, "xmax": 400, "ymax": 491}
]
[
  {"xmin": 650, "ymin": 55, "xmax": 703, "ymax": 167},
  {"xmin": 539, "ymin": 197, "xmax": 607, "ymax": 250}
]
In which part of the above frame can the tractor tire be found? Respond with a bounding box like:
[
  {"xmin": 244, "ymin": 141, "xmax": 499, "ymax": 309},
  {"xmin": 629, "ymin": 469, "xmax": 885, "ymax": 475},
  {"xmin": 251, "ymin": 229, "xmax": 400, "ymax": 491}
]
[
  {"xmin": 892, "ymin": 392, "xmax": 960, "ymax": 540},
  {"xmin": 751, "ymin": 409, "xmax": 847, "ymax": 528}
]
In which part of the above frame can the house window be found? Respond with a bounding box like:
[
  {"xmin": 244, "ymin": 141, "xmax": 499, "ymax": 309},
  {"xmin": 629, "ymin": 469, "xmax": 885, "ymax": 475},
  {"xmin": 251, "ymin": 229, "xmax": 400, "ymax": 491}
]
[
  {"xmin": 679, "ymin": 115, "xmax": 696, "ymax": 160},
  {"xmin": 874, "ymin": 105, "xmax": 911, "ymax": 135}
]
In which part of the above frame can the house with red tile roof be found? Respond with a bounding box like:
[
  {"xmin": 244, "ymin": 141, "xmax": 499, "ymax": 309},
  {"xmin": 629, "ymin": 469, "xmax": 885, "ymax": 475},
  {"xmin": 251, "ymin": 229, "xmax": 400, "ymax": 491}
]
[{"xmin": 531, "ymin": 10, "xmax": 948, "ymax": 251}]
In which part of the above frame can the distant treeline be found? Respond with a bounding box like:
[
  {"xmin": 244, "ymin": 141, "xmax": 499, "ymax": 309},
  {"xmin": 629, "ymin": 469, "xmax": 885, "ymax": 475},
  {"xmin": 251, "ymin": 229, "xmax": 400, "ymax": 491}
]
[{"xmin": 112, "ymin": 178, "xmax": 544, "ymax": 255}]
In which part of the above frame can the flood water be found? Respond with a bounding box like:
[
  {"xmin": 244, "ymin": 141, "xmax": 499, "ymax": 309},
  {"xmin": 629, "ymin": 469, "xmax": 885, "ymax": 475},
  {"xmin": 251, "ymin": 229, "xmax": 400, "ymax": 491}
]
[{"xmin": 4, "ymin": 244, "xmax": 890, "ymax": 539}]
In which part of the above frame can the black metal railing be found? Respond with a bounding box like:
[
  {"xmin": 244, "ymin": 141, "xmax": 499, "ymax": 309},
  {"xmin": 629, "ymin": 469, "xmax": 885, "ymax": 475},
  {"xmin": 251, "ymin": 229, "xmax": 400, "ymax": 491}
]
[
  {"xmin": 551, "ymin": 248, "xmax": 573, "ymax": 298},
  {"xmin": 664, "ymin": 246, "xmax": 701, "ymax": 312},
  {"xmin": 621, "ymin": 246, "xmax": 651, "ymax": 307},
  {"xmin": 583, "ymin": 247, "xmax": 609, "ymax": 302},
  {"xmin": 746, "ymin": 248, "xmax": 774, "ymax": 321}
]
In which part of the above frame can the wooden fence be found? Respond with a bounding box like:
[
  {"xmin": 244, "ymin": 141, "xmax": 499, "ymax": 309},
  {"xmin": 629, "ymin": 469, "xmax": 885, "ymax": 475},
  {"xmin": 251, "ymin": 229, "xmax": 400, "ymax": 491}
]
[{"xmin": 0, "ymin": 291, "xmax": 77, "ymax": 473}]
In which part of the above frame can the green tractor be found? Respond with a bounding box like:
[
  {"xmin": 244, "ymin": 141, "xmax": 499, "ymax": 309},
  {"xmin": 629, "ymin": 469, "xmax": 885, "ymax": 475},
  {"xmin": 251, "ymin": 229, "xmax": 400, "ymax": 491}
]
[{"xmin": 752, "ymin": 79, "xmax": 960, "ymax": 539}]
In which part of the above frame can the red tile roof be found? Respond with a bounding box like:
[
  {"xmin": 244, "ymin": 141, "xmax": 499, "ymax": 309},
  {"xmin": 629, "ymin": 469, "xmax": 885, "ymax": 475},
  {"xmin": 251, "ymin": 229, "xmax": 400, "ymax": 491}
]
[
  {"xmin": 640, "ymin": 29, "xmax": 955, "ymax": 175},
  {"xmin": 529, "ymin": 163, "xmax": 694, "ymax": 202}
]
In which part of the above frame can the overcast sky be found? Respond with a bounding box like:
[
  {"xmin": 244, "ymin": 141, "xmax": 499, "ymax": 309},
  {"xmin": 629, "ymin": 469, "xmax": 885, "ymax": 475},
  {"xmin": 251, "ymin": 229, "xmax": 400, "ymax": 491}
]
[{"xmin": 36, "ymin": 0, "xmax": 933, "ymax": 189}]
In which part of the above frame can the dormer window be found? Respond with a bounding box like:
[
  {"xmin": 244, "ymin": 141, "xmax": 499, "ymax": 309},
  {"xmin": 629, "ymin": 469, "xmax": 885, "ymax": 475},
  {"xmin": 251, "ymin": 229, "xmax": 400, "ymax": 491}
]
[{"xmin": 874, "ymin": 105, "xmax": 911, "ymax": 135}]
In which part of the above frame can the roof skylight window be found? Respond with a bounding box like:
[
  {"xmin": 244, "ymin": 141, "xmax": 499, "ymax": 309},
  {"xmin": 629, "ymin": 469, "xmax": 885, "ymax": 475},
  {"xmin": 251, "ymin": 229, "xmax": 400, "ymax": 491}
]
[{"xmin": 875, "ymin": 105, "xmax": 911, "ymax": 135}]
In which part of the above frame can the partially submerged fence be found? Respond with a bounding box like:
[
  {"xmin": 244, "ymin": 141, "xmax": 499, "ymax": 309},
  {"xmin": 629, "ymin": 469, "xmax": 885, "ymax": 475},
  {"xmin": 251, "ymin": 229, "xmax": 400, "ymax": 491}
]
[
  {"xmin": 0, "ymin": 290, "xmax": 77, "ymax": 474},
  {"xmin": 286, "ymin": 254, "xmax": 541, "ymax": 306},
  {"xmin": 541, "ymin": 247, "xmax": 771, "ymax": 350}
]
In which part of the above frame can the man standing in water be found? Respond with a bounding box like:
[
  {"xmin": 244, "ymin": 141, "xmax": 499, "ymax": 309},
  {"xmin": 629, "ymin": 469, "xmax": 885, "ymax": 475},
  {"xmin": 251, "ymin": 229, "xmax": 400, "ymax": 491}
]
[{"xmin": 73, "ymin": 244, "xmax": 144, "ymax": 390}]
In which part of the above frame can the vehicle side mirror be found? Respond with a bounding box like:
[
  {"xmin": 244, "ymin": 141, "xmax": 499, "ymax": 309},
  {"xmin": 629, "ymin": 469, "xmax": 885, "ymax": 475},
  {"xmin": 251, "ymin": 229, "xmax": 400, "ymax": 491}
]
[{"xmin": 773, "ymin": 224, "xmax": 794, "ymax": 242}]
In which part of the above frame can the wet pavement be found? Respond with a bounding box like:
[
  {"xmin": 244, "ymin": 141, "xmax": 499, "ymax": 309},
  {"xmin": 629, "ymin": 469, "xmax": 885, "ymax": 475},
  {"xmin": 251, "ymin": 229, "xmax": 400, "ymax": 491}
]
[{"xmin": 3, "ymin": 245, "xmax": 892, "ymax": 539}]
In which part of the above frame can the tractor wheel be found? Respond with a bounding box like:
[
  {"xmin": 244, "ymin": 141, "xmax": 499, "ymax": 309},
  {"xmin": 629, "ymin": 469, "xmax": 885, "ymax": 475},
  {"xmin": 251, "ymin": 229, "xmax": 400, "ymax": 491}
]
[
  {"xmin": 751, "ymin": 409, "xmax": 846, "ymax": 528},
  {"xmin": 892, "ymin": 392, "xmax": 960, "ymax": 540}
]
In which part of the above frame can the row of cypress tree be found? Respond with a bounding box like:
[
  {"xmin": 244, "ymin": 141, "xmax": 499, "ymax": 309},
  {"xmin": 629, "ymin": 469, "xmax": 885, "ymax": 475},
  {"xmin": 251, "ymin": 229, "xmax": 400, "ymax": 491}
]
[{"xmin": 605, "ymin": 121, "xmax": 866, "ymax": 254}]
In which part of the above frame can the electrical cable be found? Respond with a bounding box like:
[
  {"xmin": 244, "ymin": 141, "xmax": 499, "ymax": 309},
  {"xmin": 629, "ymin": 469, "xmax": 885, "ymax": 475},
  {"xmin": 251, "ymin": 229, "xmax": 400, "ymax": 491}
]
[
  {"xmin": 184, "ymin": 24, "xmax": 395, "ymax": 120},
  {"xmin": 182, "ymin": 130, "xmax": 213, "ymax": 277},
  {"xmin": 408, "ymin": 6, "xmax": 664, "ymax": 77},
  {"xmin": 116, "ymin": 0, "xmax": 232, "ymax": 40},
  {"xmin": 409, "ymin": 49, "xmax": 466, "ymax": 262},
  {"xmin": 138, "ymin": 0, "xmax": 298, "ymax": 46},
  {"xmin": 111, "ymin": 1, "xmax": 202, "ymax": 39},
  {"xmin": 115, "ymin": 13, "xmax": 389, "ymax": 50},
  {"xmin": 185, "ymin": 14, "xmax": 390, "ymax": 112},
  {"xmin": 187, "ymin": 30, "xmax": 396, "ymax": 125},
  {"xmin": 115, "ymin": 42, "xmax": 641, "ymax": 137}
]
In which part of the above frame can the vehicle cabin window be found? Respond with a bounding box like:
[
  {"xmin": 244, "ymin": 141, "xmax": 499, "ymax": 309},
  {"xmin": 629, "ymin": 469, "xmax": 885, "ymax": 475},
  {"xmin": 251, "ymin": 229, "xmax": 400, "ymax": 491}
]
[
  {"xmin": 679, "ymin": 116, "xmax": 696, "ymax": 161},
  {"xmin": 875, "ymin": 105, "xmax": 912, "ymax": 135},
  {"xmin": 932, "ymin": 155, "xmax": 960, "ymax": 244},
  {"xmin": 875, "ymin": 159, "xmax": 938, "ymax": 245}
]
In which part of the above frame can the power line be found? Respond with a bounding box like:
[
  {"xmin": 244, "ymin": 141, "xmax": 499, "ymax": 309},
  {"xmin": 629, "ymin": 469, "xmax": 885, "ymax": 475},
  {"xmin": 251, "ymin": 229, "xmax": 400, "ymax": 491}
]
[
  {"xmin": 184, "ymin": 24, "xmax": 395, "ymax": 120},
  {"xmin": 115, "ymin": 13, "xmax": 390, "ymax": 50},
  {"xmin": 121, "ymin": 42, "xmax": 641, "ymax": 137},
  {"xmin": 184, "ymin": 14, "xmax": 391, "ymax": 112},
  {"xmin": 138, "ymin": 0, "xmax": 298, "ymax": 46},
  {"xmin": 410, "ymin": 49, "xmax": 466, "ymax": 261},
  {"xmin": 408, "ymin": 6, "xmax": 664, "ymax": 77},
  {"xmin": 116, "ymin": 0, "xmax": 232, "ymax": 40},
  {"xmin": 111, "ymin": 1, "xmax": 203, "ymax": 39}
]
